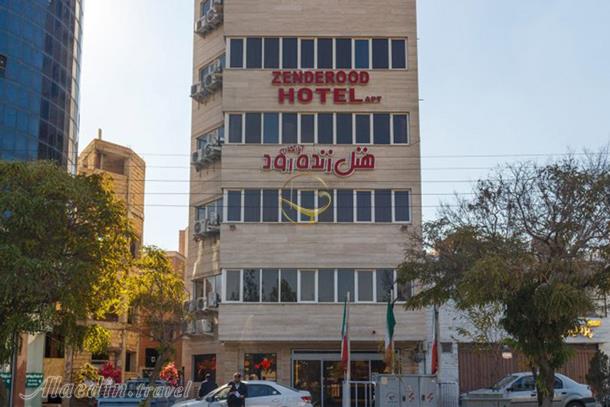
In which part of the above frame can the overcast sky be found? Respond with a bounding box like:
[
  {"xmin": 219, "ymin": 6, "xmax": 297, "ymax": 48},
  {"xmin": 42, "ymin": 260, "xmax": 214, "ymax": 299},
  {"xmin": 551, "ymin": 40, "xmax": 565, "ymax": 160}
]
[{"xmin": 78, "ymin": 0, "xmax": 610, "ymax": 250}]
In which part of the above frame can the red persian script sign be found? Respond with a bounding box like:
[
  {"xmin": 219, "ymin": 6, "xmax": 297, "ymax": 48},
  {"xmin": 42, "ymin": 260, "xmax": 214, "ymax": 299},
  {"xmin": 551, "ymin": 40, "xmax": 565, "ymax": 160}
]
[
  {"xmin": 272, "ymin": 70, "xmax": 382, "ymax": 105},
  {"xmin": 263, "ymin": 145, "xmax": 375, "ymax": 177}
]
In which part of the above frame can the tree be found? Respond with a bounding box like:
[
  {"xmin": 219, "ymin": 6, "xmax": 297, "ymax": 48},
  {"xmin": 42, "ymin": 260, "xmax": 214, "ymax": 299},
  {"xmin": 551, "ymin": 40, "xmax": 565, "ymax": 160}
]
[
  {"xmin": 398, "ymin": 152, "xmax": 610, "ymax": 407},
  {"xmin": 0, "ymin": 161, "xmax": 134, "ymax": 404},
  {"xmin": 587, "ymin": 350, "xmax": 610, "ymax": 406},
  {"xmin": 127, "ymin": 246, "xmax": 188, "ymax": 406}
]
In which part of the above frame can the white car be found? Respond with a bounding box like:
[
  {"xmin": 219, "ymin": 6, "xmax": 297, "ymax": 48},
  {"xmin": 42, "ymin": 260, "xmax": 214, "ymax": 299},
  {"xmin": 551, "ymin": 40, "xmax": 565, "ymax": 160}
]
[
  {"xmin": 463, "ymin": 372, "xmax": 597, "ymax": 407},
  {"xmin": 172, "ymin": 381, "xmax": 314, "ymax": 407}
]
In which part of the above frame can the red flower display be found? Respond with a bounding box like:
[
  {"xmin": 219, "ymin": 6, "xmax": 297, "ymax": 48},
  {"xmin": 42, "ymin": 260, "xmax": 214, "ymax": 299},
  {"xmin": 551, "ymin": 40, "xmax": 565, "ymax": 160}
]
[
  {"xmin": 160, "ymin": 362, "xmax": 179, "ymax": 387},
  {"xmin": 99, "ymin": 362, "xmax": 122, "ymax": 384}
]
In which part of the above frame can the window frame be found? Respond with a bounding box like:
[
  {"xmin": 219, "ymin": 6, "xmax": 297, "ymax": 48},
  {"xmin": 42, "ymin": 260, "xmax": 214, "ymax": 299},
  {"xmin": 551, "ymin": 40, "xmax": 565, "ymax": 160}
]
[
  {"xmin": 392, "ymin": 189, "xmax": 412, "ymax": 224},
  {"xmin": 355, "ymin": 190, "xmax": 374, "ymax": 223},
  {"xmin": 298, "ymin": 269, "xmax": 318, "ymax": 303},
  {"xmin": 224, "ymin": 189, "xmax": 244, "ymax": 223},
  {"xmin": 223, "ymin": 269, "xmax": 243, "ymax": 302},
  {"xmin": 355, "ymin": 269, "xmax": 376, "ymax": 303}
]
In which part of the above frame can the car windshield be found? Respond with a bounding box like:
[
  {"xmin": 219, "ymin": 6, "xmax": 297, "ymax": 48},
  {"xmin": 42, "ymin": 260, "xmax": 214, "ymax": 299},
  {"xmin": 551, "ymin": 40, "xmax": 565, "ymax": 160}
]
[{"xmin": 492, "ymin": 375, "xmax": 518, "ymax": 390}]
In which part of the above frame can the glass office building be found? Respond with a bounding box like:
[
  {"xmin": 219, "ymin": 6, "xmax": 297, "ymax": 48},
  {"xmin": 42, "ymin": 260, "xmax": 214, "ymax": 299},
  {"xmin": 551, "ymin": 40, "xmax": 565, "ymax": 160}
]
[{"xmin": 0, "ymin": 0, "xmax": 83, "ymax": 172}]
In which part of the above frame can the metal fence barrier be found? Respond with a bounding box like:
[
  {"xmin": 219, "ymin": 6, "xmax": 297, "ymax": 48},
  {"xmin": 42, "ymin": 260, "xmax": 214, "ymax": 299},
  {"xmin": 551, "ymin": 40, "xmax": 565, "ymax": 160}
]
[{"xmin": 438, "ymin": 382, "xmax": 459, "ymax": 407}]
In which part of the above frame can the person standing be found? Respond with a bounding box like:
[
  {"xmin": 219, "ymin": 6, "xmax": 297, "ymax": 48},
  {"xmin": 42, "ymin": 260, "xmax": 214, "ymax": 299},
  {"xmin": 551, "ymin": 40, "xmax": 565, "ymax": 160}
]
[
  {"xmin": 227, "ymin": 372, "xmax": 248, "ymax": 407},
  {"xmin": 198, "ymin": 373, "xmax": 218, "ymax": 399}
]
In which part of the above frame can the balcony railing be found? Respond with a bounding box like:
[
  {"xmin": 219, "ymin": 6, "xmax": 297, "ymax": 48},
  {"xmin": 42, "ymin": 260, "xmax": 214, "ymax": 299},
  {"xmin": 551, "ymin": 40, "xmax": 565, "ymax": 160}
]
[{"xmin": 195, "ymin": 0, "xmax": 224, "ymax": 37}]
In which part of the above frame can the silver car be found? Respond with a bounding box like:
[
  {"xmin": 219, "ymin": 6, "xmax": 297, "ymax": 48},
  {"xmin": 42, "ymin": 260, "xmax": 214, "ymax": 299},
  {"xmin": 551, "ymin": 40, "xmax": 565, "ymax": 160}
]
[
  {"xmin": 463, "ymin": 372, "xmax": 597, "ymax": 407},
  {"xmin": 172, "ymin": 381, "xmax": 314, "ymax": 407}
]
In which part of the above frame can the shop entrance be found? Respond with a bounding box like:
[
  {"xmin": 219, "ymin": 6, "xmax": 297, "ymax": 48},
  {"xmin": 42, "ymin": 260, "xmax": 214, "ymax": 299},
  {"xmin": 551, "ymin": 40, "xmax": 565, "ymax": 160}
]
[{"xmin": 292, "ymin": 351, "xmax": 387, "ymax": 407}]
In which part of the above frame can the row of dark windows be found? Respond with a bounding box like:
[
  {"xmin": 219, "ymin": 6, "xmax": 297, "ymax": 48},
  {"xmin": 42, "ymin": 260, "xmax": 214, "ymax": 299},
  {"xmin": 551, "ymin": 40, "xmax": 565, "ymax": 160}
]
[
  {"xmin": 221, "ymin": 189, "xmax": 411, "ymax": 224},
  {"xmin": 225, "ymin": 268, "xmax": 410, "ymax": 303},
  {"xmin": 229, "ymin": 37, "xmax": 407, "ymax": 70},
  {"xmin": 227, "ymin": 112, "xmax": 409, "ymax": 145}
]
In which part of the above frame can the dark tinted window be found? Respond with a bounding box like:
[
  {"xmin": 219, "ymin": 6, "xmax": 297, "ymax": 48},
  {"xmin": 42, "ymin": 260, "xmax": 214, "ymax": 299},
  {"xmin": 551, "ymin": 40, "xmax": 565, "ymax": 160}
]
[
  {"xmin": 281, "ymin": 269, "xmax": 298, "ymax": 302},
  {"xmin": 337, "ymin": 189, "xmax": 353, "ymax": 222},
  {"xmin": 282, "ymin": 113, "xmax": 298, "ymax": 143},
  {"xmin": 301, "ymin": 39, "xmax": 315, "ymax": 69},
  {"xmin": 245, "ymin": 113, "xmax": 261, "ymax": 144},
  {"xmin": 243, "ymin": 269, "xmax": 260, "ymax": 302},
  {"xmin": 262, "ymin": 189, "xmax": 279, "ymax": 222},
  {"xmin": 338, "ymin": 269, "xmax": 354, "ymax": 302},
  {"xmin": 300, "ymin": 191, "xmax": 315, "ymax": 223},
  {"xmin": 373, "ymin": 114, "xmax": 390, "ymax": 144},
  {"xmin": 227, "ymin": 191, "xmax": 242, "ymax": 222},
  {"xmin": 391, "ymin": 39, "xmax": 406, "ymax": 69},
  {"xmin": 336, "ymin": 38, "xmax": 352, "ymax": 69},
  {"xmin": 301, "ymin": 114, "xmax": 315, "ymax": 143},
  {"xmin": 300, "ymin": 270, "xmax": 316, "ymax": 301},
  {"xmin": 246, "ymin": 37, "xmax": 262, "ymax": 68},
  {"xmin": 226, "ymin": 270, "xmax": 241, "ymax": 301},
  {"xmin": 318, "ymin": 39, "xmax": 333, "ymax": 69},
  {"xmin": 355, "ymin": 114, "xmax": 371, "ymax": 144},
  {"xmin": 281, "ymin": 189, "xmax": 298, "ymax": 222},
  {"xmin": 355, "ymin": 39, "xmax": 369, "ymax": 69},
  {"xmin": 244, "ymin": 189, "xmax": 261, "ymax": 222},
  {"xmin": 264, "ymin": 38, "xmax": 280, "ymax": 68},
  {"xmin": 356, "ymin": 191, "xmax": 372, "ymax": 222},
  {"xmin": 282, "ymin": 37, "xmax": 298, "ymax": 68},
  {"xmin": 263, "ymin": 113, "xmax": 279, "ymax": 144},
  {"xmin": 376, "ymin": 269, "xmax": 394, "ymax": 303},
  {"xmin": 230, "ymin": 39, "xmax": 243, "ymax": 68},
  {"xmin": 317, "ymin": 113, "xmax": 334, "ymax": 144},
  {"xmin": 336, "ymin": 113, "xmax": 352, "ymax": 144},
  {"xmin": 372, "ymin": 39, "xmax": 389, "ymax": 69},
  {"xmin": 375, "ymin": 190, "xmax": 392, "ymax": 223},
  {"xmin": 357, "ymin": 271, "xmax": 373, "ymax": 302},
  {"xmin": 394, "ymin": 191, "xmax": 410, "ymax": 222},
  {"xmin": 229, "ymin": 114, "xmax": 243, "ymax": 143},
  {"xmin": 261, "ymin": 269, "xmax": 279, "ymax": 302},
  {"xmin": 393, "ymin": 114, "xmax": 408, "ymax": 144},
  {"xmin": 318, "ymin": 269, "xmax": 335, "ymax": 302},
  {"xmin": 317, "ymin": 190, "xmax": 334, "ymax": 223}
]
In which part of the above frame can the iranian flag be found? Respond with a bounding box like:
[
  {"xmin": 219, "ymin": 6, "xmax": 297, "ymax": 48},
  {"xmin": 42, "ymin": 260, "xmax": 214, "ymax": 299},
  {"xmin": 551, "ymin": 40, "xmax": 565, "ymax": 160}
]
[
  {"xmin": 384, "ymin": 298, "xmax": 396, "ymax": 369},
  {"xmin": 340, "ymin": 293, "xmax": 350, "ymax": 373}
]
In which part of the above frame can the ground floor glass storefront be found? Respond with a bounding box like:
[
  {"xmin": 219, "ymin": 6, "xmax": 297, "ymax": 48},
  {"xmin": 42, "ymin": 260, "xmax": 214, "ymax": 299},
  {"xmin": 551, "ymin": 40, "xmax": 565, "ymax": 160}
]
[{"xmin": 292, "ymin": 352, "xmax": 386, "ymax": 407}]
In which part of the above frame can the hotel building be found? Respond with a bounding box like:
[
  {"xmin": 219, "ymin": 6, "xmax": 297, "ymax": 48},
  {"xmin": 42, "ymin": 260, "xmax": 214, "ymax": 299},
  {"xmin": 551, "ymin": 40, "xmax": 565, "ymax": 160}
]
[{"xmin": 184, "ymin": 1, "xmax": 424, "ymax": 405}]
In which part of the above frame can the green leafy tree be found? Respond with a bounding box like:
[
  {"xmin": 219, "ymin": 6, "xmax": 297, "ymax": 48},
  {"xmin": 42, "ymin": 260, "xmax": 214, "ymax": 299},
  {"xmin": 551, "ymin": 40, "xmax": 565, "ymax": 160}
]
[
  {"xmin": 0, "ymin": 161, "xmax": 134, "ymax": 405},
  {"xmin": 398, "ymin": 152, "xmax": 610, "ymax": 407},
  {"xmin": 587, "ymin": 350, "xmax": 610, "ymax": 405},
  {"xmin": 127, "ymin": 246, "xmax": 188, "ymax": 406}
]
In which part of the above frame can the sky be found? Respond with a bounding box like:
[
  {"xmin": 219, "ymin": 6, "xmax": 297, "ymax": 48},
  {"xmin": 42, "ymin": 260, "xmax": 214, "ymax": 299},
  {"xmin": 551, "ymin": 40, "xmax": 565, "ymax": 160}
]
[{"xmin": 78, "ymin": 0, "xmax": 610, "ymax": 250}]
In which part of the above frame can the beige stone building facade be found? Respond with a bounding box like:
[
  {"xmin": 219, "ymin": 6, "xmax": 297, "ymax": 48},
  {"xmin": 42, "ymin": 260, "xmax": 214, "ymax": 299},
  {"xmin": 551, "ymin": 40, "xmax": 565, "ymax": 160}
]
[
  {"xmin": 184, "ymin": 1, "xmax": 424, "ymax": 405},
  {"xmin": 42, "ymin": 136, "xmax": 146, "ymax": 388}
]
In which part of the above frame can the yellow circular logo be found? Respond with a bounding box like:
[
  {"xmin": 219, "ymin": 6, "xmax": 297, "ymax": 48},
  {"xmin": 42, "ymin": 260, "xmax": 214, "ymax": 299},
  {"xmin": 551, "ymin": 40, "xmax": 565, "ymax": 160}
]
[{"xmin": 280, "ymin": 173, "xmax": 332, "ymax": 224}]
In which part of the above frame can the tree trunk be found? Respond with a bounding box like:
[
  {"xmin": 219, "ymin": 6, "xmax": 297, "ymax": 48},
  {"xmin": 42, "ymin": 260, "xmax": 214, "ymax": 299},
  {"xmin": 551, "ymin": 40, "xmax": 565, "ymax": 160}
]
[
  {"xmin": 536, "ymin": 361, "xmax": 556, "ymax": 407},
  {"xmin": 141, "ymin": 349, "xmax": 170, "ymax": 407}
]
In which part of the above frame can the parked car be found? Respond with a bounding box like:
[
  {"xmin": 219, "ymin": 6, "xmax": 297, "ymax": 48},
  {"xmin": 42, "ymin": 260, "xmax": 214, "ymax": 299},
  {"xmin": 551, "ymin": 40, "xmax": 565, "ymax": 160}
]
[
  {"xmin": 461, "ymin": 372, "xmax": 597, "ymax": 407},
  {"xmin": 172, "ymin": 380, "xmax": 313, "ymax": 407}
]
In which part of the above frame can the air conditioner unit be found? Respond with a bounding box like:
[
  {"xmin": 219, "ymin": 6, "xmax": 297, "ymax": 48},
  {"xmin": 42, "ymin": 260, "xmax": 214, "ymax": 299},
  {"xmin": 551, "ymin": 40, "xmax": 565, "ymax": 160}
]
[
  {"xmin": 204, "ymin": 72, "xmax": 222, "ymax": 92},
  {"xmin": 190, "ymin": 82, "xmax": 210, "ymax": 103},
  {"xmin": 196, "ymin": 319, "xmax": 214, "ymax": 335},
  {"xmin": 194, "ymin": 16, "xmax": 209, "ymax": 34},
  {"xmin": 194, "ymin": 218, "xmax": 221, "ymax": 238},
  {"xmin": 196, "ymin": 297, "xmax": 207, "ymax": 311}
]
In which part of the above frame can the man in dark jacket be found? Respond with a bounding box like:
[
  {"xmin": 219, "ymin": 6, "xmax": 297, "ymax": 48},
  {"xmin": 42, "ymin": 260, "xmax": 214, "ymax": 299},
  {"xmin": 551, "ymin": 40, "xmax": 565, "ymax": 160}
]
[
  {"xmin": 198, "ymin": 373, "xmax": 218, "ymax": 399},
  {"xmin": 227, "ymin": 372, "xmax": 248, "ymax": 407}
]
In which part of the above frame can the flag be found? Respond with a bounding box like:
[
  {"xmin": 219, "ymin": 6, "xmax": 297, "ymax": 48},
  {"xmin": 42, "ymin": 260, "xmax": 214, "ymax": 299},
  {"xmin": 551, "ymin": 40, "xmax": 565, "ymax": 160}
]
[
  {"xmin": 384, "ymin": 298, "xmax": 396, "ymax": 370},
  {"xmin": 431, "ymin": 306, "xmax": 439, "ymax": 375},
  {"xmin": 340, "ymin": 293, "xmax": 350, "ymax": 373}
]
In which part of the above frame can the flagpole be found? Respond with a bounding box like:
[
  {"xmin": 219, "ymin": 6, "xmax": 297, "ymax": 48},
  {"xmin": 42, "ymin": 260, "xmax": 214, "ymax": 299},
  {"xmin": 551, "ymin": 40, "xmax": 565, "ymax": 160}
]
[{"xmin": 346, "ymin": 291, "xmax": 351, "ymax": 384}]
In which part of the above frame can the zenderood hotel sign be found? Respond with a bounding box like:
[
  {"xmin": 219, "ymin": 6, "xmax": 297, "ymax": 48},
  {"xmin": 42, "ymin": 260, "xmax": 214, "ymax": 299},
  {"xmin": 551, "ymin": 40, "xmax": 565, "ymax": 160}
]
[
  {"xmin": 272, "ymin": 70, "xmax": 382, "ymax": 105},
  {"xmin": 263, "ymin": 145, "xmax": 375, "ymax": 177}
]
